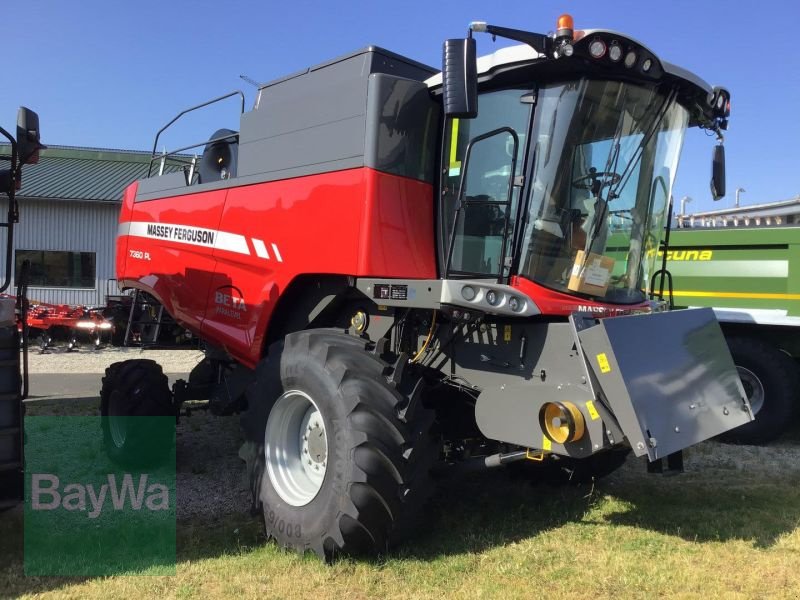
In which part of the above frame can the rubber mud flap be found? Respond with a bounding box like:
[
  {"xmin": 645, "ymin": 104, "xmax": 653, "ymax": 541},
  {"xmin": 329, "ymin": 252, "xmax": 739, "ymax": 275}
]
[{"xmin": 577, "ymin": 308, "xmax": 753, "ymax": 461}]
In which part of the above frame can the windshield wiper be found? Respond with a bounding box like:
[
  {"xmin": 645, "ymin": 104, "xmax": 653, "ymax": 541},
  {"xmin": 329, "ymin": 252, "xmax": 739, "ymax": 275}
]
[{"xmin": 581, "ymin": 89, "xmax": 678, "ymax": 265}]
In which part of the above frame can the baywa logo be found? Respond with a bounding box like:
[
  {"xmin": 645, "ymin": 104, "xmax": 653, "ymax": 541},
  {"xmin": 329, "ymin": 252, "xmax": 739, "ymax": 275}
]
[
  {"xmin": 24, "ymin": 416, "xmax": 176, "ymax": 576},
  {"xmin": 31, "ymin": 473, "xmax": 170, "ymax": 519}
]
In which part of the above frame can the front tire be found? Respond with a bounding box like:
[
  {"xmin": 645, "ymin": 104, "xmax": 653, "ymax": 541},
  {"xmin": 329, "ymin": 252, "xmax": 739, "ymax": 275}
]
[
  {"xmin": 100, "ymin": 359, "xmax": 175, "ymax": 467},
  {"xmin": 242, "ymin": 330, "xmax": 438, "ymax": 561},
  {"xmin": 717, "ymin": 336, "xmax": 799, "ymax": 445}
]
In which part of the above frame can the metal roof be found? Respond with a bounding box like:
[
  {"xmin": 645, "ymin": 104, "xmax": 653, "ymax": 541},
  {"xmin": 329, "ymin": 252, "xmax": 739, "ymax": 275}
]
[
  {"xmin": 683, "ymin": 196, "xmax": 800, "ymax": 219},
  {"xmin": 0, "ymin": 145, "xmax": 183, "ymax": 203}
]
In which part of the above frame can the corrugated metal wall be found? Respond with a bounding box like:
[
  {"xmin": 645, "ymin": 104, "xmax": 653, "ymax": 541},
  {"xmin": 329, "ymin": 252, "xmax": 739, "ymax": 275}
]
[{"xmin": 0, "ymin": 198, "xmax": 120, "ymax": 306}]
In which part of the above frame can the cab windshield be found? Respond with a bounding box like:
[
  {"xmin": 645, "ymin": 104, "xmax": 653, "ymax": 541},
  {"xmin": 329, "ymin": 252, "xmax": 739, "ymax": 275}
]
[{"xmin": 519, "ymin": 79, "xmax": 688, "ymax": 304}]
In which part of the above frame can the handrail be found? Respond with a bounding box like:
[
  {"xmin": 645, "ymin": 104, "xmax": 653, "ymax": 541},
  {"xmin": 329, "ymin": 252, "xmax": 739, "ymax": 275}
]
[
  {"xmin": 147, "ymin": 131, "xmax": 240, "ymax": 177},
  {"xmin": 148, "ymin": 90, "xmax": 245, "ymax": 177}
]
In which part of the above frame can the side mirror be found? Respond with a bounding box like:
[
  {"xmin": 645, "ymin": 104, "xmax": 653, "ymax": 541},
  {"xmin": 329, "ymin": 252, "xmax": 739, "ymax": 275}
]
[
  {"xmin": 442, "ymin": 38, "xmax": 477, "ymax": 118},
  {"xmin": 710, "ymin": 144, "xmax": 726, "ymax": 200},
  {"xmin": 17, "ymin": 107, "xmax": 45, "ymax": 166}
]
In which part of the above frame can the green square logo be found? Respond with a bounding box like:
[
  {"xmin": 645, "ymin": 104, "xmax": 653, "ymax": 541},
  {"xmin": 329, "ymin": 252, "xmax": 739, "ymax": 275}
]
[{"xmin": 24, "ymin": 416, "xmax": 176, "ymax": 576}]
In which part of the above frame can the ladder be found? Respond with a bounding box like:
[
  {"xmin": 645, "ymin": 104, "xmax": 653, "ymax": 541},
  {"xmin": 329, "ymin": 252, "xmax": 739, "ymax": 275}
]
[{"xmin": 122, "ymin": 289, "xmax": 172, "ymax": 347}]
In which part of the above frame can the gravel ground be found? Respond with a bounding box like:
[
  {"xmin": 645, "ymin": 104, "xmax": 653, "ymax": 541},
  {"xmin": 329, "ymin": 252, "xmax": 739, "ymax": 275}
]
[
  {"xmin": 25, "ymin": 345, "xmax": 206, "ymax": 374},
  {"xmin": 25, "ymin": 346, "xmax": 251, "ymax": 522},
  {"xmin": 23, "ymin": 345, "xmax": 800, "ymax": 523},
  {"xmin": 175, "ymin": 411, "xmax": 251, "ymax": 522}
]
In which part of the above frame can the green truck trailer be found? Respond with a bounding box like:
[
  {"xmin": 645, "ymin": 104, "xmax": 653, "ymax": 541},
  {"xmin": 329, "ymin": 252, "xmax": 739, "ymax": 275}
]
[{"xmin": 661, "ymin": 225, "xmax": 800, "ymax": 444}]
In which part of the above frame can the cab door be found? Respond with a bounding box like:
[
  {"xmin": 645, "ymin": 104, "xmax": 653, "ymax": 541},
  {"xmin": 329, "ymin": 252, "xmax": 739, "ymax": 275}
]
[{"xmin": 439, "ymin": 88, "xmax": 532, "ymax": 281}]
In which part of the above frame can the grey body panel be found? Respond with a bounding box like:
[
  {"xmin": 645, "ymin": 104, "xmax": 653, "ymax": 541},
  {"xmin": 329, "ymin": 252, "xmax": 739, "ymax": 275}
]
[
  {"xmin": 365, "ymin": 74, "xmax": 439, "ymax": 183},
  {"xmin": 238, "ymin": 53, "xmax": 369, "ymax": 181},
  {"xmin": 356, "ymin": 278, "xmax": 443, "ymax": 309},
  {"xmin": 135, "ymin": 47, "xmax": 437, "ymax": 203},
  {"xmin": 455, "ymin": 321, "xmax": 621, "ymax": 459},
  {"xmin": 355, "ymin": 277, "xmax": 541, "ymax": 317},
  {"xmin": 577, "ymin": 308, "xmax": 752, "ymax": 460}
]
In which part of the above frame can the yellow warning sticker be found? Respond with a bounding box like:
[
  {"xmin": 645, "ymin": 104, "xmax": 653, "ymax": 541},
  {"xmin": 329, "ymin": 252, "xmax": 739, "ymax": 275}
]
[
  {"xmin": 503, "ymin": 325, "xmax": 512, "ymax": 342},
  {"xmin": 596, "ymin": 353, "xmax": 611, "ymax": 374},
  {"xmin": 542, "ymin": 435, "xmax": 552, "ymax": 451},
  {"xmin": 449, "ymin": 119, "xmax": 462, "ymax": 175},
  {"xmin": 585, "ymin": 400, "xmax": 600, "ymax": 421}
]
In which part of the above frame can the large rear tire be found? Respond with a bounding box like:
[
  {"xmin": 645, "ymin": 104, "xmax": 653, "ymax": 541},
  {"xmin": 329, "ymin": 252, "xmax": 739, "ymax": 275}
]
[
  {"xmin": 241, "ymin": 330, "xmax": 438, "ymax": 561},
  {"xmin": 717, "ymin": 336, "xmax": 799, "ymax": 445},
  {"xmin": 100, "ymin": 359, "xmax": 175, "ymax": 467}
]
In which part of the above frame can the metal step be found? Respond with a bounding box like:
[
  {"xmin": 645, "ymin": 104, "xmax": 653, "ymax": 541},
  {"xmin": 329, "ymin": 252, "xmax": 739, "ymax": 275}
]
[
  {"xmin": 0, "ymin": 460, "xmax": 21, "ymax": 472},
  {"xmin": 123, "ymin": 290, "xmax": 175, "ymax": 347},
  {"xmin": 0, "ymin": 498, "xmax": 20, "ymax": 511},
  {"xmin": 0, "ymin": 427, "xmax": 19, "ymax": 437}
]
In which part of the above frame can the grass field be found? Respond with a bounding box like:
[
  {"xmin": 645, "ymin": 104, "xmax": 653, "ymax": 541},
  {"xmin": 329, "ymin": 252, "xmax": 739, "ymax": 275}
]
[{"xmin": 3, "ymin": 399, "xmax": 800, "ymax": 599}]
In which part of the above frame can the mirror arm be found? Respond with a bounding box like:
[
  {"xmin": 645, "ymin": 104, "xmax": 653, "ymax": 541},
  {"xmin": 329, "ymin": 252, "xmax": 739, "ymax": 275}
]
[{"xmin": 471, "ymin": 23, "xmax": 552, "ymax": 55}]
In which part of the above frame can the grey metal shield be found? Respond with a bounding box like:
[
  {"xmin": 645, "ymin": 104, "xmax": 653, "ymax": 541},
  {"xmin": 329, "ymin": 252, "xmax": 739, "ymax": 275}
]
[{"xmin": 577, "ymin": 308, "xmax": 752, "ymax": 461}]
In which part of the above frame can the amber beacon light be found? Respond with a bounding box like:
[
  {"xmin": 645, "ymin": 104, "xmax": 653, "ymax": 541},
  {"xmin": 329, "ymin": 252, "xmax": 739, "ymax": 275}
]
[{"xmin": 556, "ymin": 14, "xmax": 574, "ymax": 37}]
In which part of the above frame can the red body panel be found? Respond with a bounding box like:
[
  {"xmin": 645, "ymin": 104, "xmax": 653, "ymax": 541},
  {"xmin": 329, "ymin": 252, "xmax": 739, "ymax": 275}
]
[
  {"xmin": 509, "ymin": 276, "xmax": 652, "ymax": 317},
  {"xmin": 118, "ymin": 167, "xmax": 435, "ymax": 367}
]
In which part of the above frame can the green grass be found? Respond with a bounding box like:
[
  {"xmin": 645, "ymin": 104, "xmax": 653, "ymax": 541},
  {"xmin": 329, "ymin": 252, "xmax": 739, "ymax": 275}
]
[
  {"xmin": 4, "ymin": 469, "xmax": 800, "ymax": 599},
  {"xmin": 4, "ymin": 398, "xmax": 800, "ymax": 598}
]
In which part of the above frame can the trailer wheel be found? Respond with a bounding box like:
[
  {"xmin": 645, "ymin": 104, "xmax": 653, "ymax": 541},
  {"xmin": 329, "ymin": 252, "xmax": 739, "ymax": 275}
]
[
  {"xmin": 718, "ymin": 336, "xmax": 800, "ymax": 445},
  {"xmin": 242, "ymin": 329, "xmax": 438, "ymax": 561},
  {"xmin": 100, "ymin": 359, "xmax": 175, "ymax": 467}
]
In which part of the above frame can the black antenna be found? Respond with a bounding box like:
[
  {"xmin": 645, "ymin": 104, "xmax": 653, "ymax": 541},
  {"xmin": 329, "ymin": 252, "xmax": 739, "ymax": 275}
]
[{"xmin": 239, "ymin": 74, "xmax": 261, "ymax": 88}]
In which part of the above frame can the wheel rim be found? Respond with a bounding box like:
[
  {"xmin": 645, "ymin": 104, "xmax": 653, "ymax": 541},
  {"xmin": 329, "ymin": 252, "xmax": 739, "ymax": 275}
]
[
  {"xmin": 107, "ymin": 391, "xmax": 128, "ymax": 448},
  {"xmin": 737, "ymin": 366, "xmax": 764, "ymax": 415},
  {"xmin": 265, "ymin": 390, "xmax": 328, "ymax": 507}
]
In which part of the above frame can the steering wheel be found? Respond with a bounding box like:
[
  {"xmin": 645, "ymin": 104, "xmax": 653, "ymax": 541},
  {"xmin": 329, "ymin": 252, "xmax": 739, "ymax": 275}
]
[{"xmin": 572, "ymin": 167, "xmax": 622, "ymax": 192}]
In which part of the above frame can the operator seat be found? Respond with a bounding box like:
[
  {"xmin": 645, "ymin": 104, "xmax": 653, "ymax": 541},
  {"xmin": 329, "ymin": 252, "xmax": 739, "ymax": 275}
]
[{"xmin": 198, "ymin": 128, "xmax": 239, "ymax": 183}]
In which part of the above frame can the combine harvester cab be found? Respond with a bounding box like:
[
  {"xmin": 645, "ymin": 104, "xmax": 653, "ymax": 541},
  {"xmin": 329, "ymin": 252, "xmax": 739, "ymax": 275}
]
[{"xmin": 110, "ymin": 14, "xmax": 750, "ymax": 559}]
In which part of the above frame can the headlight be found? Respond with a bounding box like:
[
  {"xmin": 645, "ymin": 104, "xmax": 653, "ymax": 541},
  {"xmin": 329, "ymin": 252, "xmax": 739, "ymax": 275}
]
[{"xmin": 589, "ymin": 39, "xmax": 607, "ymax": 59}]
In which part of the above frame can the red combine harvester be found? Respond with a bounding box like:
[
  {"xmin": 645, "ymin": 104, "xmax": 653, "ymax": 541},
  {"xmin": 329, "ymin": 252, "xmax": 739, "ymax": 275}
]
[{"xmin": 107, "ymin": 15, "xmax": 747, "ymax": 559}]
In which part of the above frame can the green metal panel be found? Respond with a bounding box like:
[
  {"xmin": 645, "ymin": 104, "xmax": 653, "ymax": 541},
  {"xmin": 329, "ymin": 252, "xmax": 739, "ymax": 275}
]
[{"xmin": 664, "ymin": 227, "xmax": 800, "ymax": 316}]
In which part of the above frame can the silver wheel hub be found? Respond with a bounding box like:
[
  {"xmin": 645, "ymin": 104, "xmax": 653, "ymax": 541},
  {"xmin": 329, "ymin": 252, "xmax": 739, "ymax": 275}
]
[
  {"xmin": 265, "ymin": 390, "xmax": 328, "ymax": 507},
  {"xmin": 737, "ymin": 366, "xmax": 764, "ymax": 415}
]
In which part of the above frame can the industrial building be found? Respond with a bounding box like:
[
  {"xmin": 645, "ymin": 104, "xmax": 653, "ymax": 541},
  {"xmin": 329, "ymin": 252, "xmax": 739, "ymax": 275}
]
[
  {"xmin": 0, "ymin": 145, "xmax": 174, "ymax": 306},
  {"xmin": 675, "ymin": 195, "xmax": 800, "ymax": 229}
]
